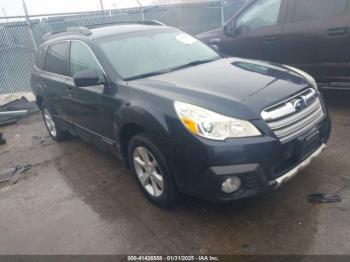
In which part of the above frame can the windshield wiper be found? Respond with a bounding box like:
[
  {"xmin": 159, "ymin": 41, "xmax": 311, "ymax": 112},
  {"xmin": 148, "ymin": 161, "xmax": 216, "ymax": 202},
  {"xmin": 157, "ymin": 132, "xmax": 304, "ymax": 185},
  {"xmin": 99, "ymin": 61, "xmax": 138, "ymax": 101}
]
[
  {"xmin": 124, "ymin": 69, "xmax": 173, "ymax": 81},
  {"xmin": 169, "ymin": 57, "xmax": 220, "ymax": 72},
  {"xmin": 125, "ymin": 57, "xmax": 220, "ymax": 81}
]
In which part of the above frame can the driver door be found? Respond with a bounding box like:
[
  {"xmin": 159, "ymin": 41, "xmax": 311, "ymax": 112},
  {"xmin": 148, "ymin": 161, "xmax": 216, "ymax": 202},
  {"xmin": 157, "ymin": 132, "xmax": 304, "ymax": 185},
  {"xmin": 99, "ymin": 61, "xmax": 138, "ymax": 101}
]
[
  {"xmin": 220, "ymin": 0, "xmax": 288, "ymax": 63},
  {"xmin": 65, "ymin": 40, "xmax": 106, "ymax": 139}
]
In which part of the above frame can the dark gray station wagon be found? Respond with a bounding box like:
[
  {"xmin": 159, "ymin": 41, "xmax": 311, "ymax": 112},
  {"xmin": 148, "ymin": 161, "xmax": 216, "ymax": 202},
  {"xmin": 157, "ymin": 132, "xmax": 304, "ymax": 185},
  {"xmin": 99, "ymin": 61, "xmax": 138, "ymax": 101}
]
[{"xmin": 31, "ymin": 22, "xmax": 331, "ymax": 207}]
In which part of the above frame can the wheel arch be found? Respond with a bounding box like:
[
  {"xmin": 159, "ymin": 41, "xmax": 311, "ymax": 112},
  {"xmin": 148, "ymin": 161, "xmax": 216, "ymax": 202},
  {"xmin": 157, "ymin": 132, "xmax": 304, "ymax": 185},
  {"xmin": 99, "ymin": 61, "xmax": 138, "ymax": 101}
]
[
  {"xmin": 36, "ymin": 95, "xmax": 44, "ymax": 110},
  {"xmin": 117, "ymin": 105, "xmax": 173, "ymax": 166},
  {"xmin": 119, "ymin": 123, "xmax": 146, "ymax": 165}
]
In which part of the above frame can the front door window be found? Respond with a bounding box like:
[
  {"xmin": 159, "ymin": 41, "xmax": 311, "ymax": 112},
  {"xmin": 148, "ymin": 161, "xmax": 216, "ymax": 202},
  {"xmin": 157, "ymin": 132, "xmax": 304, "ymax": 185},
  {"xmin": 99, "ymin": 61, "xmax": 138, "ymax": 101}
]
[
  {"xmin": 69, "ymin": 41, "xmax": 104, "ymax": 82},
  {"xmin": 236, "ymin": 0, "xmax": 282, "ymax": 31}
]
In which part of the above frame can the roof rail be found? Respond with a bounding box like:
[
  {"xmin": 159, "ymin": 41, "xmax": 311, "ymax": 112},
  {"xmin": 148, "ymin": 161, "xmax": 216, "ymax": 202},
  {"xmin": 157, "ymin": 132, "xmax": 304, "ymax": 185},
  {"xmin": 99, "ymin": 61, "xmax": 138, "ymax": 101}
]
[
  {"xmin": 66, "ymin": 26, "xmax": 92, "ymax": 36},
  {"xmin": 42, "ymin": 26, "xmax": 92, "ymax": 41},
  {"xmin": 140, "ymin": 20, "xmax": 166, "ymax": 26},
  {"xmin": 86, "ymin": 20, "xmax": 166, "ymax": 29},
  {"xmin": 42, "ymin": 20, "xmax": 164, "ymax": 41}
]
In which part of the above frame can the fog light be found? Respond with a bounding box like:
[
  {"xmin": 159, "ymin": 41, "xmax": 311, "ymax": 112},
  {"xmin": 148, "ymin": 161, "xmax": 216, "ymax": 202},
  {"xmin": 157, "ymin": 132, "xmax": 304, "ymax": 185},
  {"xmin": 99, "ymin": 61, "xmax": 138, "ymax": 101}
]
[{"xmin": 221, "ymin": 177, "xmax": 242, "ymax": 194}]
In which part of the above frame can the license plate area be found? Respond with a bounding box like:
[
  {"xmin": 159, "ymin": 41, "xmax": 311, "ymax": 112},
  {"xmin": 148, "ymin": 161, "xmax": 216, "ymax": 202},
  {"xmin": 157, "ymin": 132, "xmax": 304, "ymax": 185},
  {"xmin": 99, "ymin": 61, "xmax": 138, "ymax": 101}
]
[{"xmin": 296, "ymin": 130, "xmax": 321, "ymax": 159}]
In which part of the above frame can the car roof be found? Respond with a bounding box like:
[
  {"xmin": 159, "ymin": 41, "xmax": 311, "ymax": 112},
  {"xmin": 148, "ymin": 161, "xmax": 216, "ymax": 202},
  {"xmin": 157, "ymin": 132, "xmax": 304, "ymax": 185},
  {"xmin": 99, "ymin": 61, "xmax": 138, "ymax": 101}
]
[{"xmin": 40, "ymin": 22, "xmax": 172, "ymax": 46}]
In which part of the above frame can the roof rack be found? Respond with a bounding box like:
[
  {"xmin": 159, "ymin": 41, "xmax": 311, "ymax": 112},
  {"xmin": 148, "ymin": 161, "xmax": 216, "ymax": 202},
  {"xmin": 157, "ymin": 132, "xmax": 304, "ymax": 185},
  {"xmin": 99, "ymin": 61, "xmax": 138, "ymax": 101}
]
[
  {"xmin": 42, "ymin": 20, "xmax": 165, "ymax": 41},
  {"xmin": 85, "ymin": 20, "xmax": 166, "ymax": 29}
]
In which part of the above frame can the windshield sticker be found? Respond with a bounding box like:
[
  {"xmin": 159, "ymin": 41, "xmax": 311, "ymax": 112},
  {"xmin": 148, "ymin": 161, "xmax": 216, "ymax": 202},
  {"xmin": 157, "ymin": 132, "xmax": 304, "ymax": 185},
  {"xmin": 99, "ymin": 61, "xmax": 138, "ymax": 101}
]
[{"xmin": 176, "ymin": 34, "xmax": 198, "ymax": 45}]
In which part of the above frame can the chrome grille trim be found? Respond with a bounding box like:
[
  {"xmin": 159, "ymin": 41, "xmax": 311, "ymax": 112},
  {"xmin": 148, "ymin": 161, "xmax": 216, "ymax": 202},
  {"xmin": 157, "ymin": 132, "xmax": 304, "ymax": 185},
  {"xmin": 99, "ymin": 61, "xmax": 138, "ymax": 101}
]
[
  {"xmin": 268, "ymin": 99, "xmax": 321, "ymax": 130},
  {"xmin": 262, "ymin": 89, "xmax": 325, "ymax": 143},
  {"xmin": 274, "ymin": 104, "xmax": 324, "ymax": 140},
  {"xmin": 261, "ymin": 88, "xmax": 317, "ymax": 121}
]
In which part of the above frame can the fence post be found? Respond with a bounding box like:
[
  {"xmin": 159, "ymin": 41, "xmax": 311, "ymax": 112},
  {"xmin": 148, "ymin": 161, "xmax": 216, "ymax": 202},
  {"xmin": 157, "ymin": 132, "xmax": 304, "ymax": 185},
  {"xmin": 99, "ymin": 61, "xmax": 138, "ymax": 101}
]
[
  {"xmin": 1, "ymin": 8, "xmax": 10, "ymax": 23},
  {"xmin": 136, "ymin": 0, "xmax": 145, "ymax": 21},
  {"xmin": 22, "ymin": 0, "xmax": 37, "ymax": 51},
  {"xmin": 100, "ymin": 0, "xmax": 104, "ymax": 11},
  {"xmin": 221, "ymin": 0, "xmax": 225, "ymax": 26}
]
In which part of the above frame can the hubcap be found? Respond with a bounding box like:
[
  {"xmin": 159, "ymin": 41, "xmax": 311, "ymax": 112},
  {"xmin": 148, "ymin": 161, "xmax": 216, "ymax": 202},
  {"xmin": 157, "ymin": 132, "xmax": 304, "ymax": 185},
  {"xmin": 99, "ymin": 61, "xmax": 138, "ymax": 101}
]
[
  {"xmin": 43, "ymin": 108, "xmax": 57, "ymax": 137},
  {"xmin": 133, "ymin": 147, "xmax": 164, "ymax": 197}
]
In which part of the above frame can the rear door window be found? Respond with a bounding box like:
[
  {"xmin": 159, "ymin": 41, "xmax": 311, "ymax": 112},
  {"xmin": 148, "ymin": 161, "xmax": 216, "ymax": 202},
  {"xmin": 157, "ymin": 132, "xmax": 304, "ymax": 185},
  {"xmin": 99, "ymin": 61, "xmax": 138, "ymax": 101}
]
[
  {"xmin": 293, "ymin": 0, "xmax": 349, "ymax": 22},
  {"xmin": 45, "ymin": 42, "xmax": 69, "ymax": 76},
  {"xmin": 34, "ymin": 46, "xmax": 47, "ymax": 70}
]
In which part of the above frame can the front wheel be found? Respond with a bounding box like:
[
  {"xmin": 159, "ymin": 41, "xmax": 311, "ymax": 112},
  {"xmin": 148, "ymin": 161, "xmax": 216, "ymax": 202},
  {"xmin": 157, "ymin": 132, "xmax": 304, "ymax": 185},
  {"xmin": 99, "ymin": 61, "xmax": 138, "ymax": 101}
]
[{"xmin": 128, "ymin": 134, "xmax": 180, "ymax": 208}]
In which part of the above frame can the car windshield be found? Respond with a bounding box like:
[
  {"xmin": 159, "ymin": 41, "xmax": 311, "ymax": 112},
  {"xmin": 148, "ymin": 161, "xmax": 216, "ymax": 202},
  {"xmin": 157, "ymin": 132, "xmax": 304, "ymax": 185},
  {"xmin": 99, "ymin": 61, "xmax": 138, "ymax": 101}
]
[{"xmin": 97, "ymin": 29, "xmax": 220, "ymax": 80}]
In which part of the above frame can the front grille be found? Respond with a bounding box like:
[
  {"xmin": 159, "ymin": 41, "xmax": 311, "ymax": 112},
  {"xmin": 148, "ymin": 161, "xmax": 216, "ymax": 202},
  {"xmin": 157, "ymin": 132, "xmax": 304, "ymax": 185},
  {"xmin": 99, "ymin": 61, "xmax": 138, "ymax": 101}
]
[{"xmin": 261, "ymin": 88, "xmax": 325, "ymax": 142}]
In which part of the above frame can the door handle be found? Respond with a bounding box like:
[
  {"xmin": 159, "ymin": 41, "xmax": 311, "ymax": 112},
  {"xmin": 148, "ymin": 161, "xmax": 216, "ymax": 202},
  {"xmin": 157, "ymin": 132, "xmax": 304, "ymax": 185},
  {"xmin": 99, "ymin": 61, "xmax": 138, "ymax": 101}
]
[
  {"xmin": 327, "ymin": 27, "xmax": 348, "ymax": 36},
  {"xmin": 66, "ymin": 86, "xmax": 74, "ymax": 96},
  {"xmin": 264, "ymin": 35, "xmax": 279, "ymax": 43},
  {"xmin": 208, "ymin": 38, "xmax": 221, "ymax": 45}
]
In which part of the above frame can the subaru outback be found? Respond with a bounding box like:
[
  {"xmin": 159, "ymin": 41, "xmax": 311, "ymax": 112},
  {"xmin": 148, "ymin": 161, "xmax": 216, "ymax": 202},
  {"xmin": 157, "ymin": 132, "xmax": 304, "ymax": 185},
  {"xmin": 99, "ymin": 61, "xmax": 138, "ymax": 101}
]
[{"xmin": 31, "ymin": 21, "xmax": 331, "ymax": 207}]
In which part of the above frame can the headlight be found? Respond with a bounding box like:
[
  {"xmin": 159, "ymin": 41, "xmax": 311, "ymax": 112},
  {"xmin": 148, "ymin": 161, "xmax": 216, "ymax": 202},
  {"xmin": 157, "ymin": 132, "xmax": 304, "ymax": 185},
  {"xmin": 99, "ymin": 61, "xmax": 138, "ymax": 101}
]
[
  {"xmin": 174, "ymin": 101, "xmax": 261, "ymax": 141},
  {"xmin": 284, "ymin": 65, "xmax": 318, "ymax": 90}
]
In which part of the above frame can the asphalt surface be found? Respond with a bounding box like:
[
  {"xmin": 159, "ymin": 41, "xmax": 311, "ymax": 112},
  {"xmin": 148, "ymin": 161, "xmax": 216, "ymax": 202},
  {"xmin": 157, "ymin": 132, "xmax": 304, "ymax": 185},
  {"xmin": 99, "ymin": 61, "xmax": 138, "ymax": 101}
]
[{"xmin": 0, "ymin": 91, "xmax": 349, "ymax": 255}]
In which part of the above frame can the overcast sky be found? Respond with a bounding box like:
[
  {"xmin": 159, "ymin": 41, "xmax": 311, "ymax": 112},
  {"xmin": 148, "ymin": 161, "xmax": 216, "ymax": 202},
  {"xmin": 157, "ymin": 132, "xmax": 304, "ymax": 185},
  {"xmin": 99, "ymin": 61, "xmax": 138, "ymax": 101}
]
[{"xmin": 0, "ymin": 0, "xmax": 207, "ymax": 17}]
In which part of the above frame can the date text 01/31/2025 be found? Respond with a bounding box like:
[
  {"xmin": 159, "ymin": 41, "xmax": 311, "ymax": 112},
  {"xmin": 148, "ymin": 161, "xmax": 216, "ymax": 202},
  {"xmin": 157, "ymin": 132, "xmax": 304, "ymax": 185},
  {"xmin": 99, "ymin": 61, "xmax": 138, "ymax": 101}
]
[{"xmin": 127, "ymin": 255, "xmax": 220, "ymax": 261}]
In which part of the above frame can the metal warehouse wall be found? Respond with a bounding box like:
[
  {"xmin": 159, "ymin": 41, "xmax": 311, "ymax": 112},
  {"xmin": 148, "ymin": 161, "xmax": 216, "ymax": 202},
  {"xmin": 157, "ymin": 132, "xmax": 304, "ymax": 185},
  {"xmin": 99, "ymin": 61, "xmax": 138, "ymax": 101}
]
[{"xmin": 0, "ymin": 0, "xmax": 245, "ymax": 94}]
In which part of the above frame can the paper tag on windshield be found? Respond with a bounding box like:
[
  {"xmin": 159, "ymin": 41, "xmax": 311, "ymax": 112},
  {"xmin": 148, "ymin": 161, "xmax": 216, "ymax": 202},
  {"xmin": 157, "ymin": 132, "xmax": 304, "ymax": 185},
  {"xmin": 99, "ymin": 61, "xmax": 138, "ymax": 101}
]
[{"xmin": 176, "ymin": 34, "xmax": 198, "ymax": 45}]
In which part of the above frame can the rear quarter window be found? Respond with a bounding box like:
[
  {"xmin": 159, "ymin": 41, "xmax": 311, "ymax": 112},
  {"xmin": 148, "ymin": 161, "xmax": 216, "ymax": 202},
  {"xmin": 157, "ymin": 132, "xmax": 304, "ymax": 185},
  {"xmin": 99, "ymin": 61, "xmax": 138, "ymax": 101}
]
[
  {"xmin": 45, "ymin": 42, "xmax": 69, "ymax": 76},
  {"xmin": 293, "ymin": 0, "xmax": 349, "ymax": 22}
]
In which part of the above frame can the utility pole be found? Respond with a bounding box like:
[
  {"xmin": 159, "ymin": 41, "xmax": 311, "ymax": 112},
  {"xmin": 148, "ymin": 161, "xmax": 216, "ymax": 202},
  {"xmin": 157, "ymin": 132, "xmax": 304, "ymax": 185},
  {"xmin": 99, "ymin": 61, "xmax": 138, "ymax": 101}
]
[
  {"xmin": 1, "ymin": 8, "xmax": 7, "ymax": 17},
  {"xmin": 221, "ymin": 0, "xmax": 225, "ymax": 26},
  {"xmin": 100, "ymin": 0, "xmax": 104, "ymax": 11},
  {"xmin": 136, "ymin": 0, "xmax": 145, "ymax": 21},
  {"xmin": 22, "ymin": 0, "xmax": 37, "ymax": 51}
]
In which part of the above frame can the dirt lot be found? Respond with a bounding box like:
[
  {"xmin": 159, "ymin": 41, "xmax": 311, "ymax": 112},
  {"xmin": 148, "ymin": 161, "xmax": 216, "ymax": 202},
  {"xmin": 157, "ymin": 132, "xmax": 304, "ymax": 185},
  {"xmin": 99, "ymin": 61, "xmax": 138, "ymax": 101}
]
[{"xmin": 0, "ymin": 91, "xmax": 349, "ymax": 255}]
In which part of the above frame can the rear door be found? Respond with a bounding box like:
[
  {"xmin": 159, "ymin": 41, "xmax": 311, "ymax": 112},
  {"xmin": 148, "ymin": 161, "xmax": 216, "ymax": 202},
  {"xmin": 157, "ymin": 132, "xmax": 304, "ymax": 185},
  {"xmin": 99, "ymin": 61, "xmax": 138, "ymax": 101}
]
[
  {"xmin": 43, "ymin": 41, "xmax": 70, "ymax": 120},
  {"xmin": 220, "ymin": 0, "xmax": 288, "ymax": 62},
  {"xmin": 31, "ymin": 45, "xmax": 48, "ymax": 96},
  {"xmin": 281, "ymin": 0, "xmax": 350, "ymax": 83}
]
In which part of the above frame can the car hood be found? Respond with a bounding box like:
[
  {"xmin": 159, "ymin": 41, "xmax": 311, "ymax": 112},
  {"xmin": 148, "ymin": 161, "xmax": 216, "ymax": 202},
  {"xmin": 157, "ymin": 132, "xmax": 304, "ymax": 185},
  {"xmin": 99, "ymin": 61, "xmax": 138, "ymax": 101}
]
[{"xmin": 129, "ymin": 58, "xmax": 311, "ymax": 120}]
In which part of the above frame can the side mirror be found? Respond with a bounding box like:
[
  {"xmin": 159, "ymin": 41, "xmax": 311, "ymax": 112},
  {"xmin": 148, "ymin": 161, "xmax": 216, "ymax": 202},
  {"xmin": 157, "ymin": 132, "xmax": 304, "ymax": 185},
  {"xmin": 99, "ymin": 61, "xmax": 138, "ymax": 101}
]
[
  {"xmin": 223, "ymin": 21, "xmax": 236, "ymax": 37},
  {"xmin": 73, "ymin": 69, "xmax": 101, "ymax": 87}
]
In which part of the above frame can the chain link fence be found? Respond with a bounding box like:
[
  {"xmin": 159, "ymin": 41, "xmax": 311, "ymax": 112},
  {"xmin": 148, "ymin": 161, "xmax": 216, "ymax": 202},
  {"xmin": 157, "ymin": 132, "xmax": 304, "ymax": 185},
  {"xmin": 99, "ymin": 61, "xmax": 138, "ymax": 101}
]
[{"xmin": 0, "ymin": 0, "xmax": 245, "ymax": 94}]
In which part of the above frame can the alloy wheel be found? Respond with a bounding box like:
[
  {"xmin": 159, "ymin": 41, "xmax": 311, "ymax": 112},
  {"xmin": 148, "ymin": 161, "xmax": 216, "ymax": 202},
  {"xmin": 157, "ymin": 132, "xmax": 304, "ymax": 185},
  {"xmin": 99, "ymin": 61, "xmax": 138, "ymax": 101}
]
[
  {"xmin": 43, "ymin": 108, "xmax": 57, "ymax": 138},
  {"xmin": 133, "ymin": 146, "xmax": 164, "ymax": 197}
]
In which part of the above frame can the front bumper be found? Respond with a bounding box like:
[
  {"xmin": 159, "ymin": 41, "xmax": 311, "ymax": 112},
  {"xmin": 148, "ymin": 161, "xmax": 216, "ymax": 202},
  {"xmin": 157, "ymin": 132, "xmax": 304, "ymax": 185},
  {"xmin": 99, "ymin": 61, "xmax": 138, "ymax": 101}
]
[
  {"xmin": 164, "ymin": 115, "xmax": 331, "ymax": 202},
  {"xmin": 269, "ymin": 143, "xmax": 326, "ymax": 189}
]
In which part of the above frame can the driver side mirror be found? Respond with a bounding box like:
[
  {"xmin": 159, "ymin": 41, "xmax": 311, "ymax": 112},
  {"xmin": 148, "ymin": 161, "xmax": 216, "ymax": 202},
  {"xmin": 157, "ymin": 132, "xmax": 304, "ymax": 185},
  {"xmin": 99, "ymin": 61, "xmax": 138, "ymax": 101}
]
[
  {"xmin": 73, "ymin": 69, "xmax": 101, "ymax": 87},
  {"xmin": 223, "ymin": 20, "xmax": 238, "ymax": 37}
]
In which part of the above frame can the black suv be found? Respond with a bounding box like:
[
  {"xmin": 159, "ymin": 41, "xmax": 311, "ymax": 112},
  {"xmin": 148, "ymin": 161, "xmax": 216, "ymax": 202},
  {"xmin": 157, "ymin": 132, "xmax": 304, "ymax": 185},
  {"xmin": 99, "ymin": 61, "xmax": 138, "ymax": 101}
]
[
  {"xmin": 31, "ymin": 22, "xmax": 331, "ymax": 207},
  {"xmin": 198, "ymin": 0, "xmax": 350, "ymax": 90}
]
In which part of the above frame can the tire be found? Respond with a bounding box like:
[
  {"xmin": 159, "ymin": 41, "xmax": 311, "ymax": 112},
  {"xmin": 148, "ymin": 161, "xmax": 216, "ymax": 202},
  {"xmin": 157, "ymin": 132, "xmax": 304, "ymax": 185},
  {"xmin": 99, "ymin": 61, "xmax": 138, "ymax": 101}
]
[
  {"xmin": 128, "ymin": 134, "xmax": 180, "ymax": 208},
  {"xmin": 41, "ymin": 103, "xmax": 68, "ymax": 142}
]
